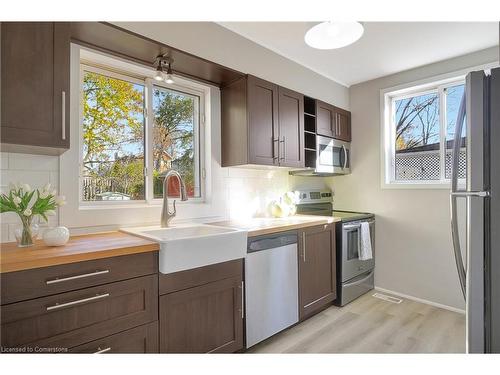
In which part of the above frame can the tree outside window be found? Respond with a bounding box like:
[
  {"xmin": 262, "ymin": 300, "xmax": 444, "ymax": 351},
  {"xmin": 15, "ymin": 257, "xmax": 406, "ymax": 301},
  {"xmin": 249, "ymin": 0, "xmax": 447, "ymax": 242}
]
[
  {"xmin": 389, "ymin": 81, "xmax": 466, "ymax": 183},
  {"xmin": 81, "ymin": 68, "xmax": 202, "ymax": 202}
]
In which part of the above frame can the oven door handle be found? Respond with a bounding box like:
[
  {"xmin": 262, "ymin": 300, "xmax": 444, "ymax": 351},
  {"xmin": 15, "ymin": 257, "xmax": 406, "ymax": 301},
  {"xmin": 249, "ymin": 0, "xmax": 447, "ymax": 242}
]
[
  {"xmin": 343, "ymin": 224, "xmax": 361, "ymax": 230},
  {"xmin": 343, "ymin": 270, "xmax": 375, "ymax": 288}
]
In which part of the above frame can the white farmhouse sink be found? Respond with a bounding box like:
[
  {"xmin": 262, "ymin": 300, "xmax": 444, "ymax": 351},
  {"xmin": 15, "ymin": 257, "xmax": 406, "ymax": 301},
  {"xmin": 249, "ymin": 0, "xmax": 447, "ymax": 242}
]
[{"xmin": 121, "ymin": 224, "xmax": 248, "ymax": 274}]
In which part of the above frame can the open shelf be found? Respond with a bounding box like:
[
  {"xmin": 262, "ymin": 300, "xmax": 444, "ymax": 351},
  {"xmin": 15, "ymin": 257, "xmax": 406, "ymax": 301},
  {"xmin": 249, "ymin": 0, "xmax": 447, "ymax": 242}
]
[
  {"xmin": 305, "ymin": 132, "xmax": 316, "ymax": 150},
  {"xmin": 304, "ymin": 115, "xmax": 316, "ymax": 133},
  {"xmin": 305, "ymin": 149, "xmax": 316, "ymax": 168},
  {"xmin": 304, "ymin": 96, "xmax": 316, "ymax": 116},
  {"xmin": 303, "ymin": 96, "xmax": 317, "ymax": 168}
]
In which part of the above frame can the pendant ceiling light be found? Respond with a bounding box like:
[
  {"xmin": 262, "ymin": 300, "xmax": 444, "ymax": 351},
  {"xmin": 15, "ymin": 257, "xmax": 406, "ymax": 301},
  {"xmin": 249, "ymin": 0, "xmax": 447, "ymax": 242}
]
[{"xmin": 305, "ymin": 21, "xmax": 364, "ymax": 50}]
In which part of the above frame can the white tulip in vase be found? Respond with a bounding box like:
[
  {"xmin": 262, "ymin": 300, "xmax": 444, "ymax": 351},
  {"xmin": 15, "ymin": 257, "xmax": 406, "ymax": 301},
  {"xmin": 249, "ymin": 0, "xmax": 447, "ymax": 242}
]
[{"xmin": 0, "ymin": 183, "xmax": 66, "ymax": 247}]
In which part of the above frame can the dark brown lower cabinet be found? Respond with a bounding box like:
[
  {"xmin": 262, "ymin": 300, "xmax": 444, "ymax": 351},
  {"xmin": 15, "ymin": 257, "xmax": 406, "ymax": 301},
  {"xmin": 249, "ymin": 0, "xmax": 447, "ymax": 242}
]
[
  {"xmin": 1, "ymin": 274, "xmax": 158, "ymax": 349},
  {"xmin": 159, "ymin": 260, "xmax": 244, "ymax": 353},
  {"xmin": 69, "ymin": 321, "xmax": 158, "ymax": 353},
  {"xmin": 298, "ymin": 224, "xmax": 336, "ymax": 320}
]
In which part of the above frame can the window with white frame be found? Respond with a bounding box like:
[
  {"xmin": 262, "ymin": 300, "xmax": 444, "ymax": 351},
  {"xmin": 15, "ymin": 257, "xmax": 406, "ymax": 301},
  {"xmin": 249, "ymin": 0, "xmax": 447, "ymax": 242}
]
[
  {"xmin": 382, "ymin": 79, "xmax": 466, "ymax": 186},
  {"xmin": 80, "ymin": 63, "xmax": 204, "ymax": 203}
]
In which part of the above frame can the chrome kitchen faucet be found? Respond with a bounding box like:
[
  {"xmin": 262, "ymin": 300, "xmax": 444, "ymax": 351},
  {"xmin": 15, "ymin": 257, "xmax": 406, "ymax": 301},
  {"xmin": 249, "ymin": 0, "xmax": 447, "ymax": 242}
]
[{"xmin": 161, "ymin": 169, "xmax": 188, "ymax": 227}]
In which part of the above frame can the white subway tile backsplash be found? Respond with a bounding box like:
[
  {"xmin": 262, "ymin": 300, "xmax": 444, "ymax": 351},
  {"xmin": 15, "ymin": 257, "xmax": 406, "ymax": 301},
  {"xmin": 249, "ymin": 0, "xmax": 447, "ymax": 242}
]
[
  {"xmin": 8, "ymin": 153, "xmax": 59, "ymax": 171},
  {"xmin": 0, "ymin": 169, "xmax": 54, "ymax": 190},
  {"xmin": 1, "ymin": 156, "xmax": 295, "ymax": 242},
  {"xmin": 0, "ymin": 152, "xmax": 9, "ymax": 169}
]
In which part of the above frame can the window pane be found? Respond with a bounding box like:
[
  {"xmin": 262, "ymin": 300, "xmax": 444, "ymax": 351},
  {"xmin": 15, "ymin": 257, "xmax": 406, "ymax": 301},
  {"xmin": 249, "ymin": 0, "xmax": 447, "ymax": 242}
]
[
  {"xmin": 81, "ymin": 71, "xmax": 145, "ymax": 201},
  {"xmin": 152, "ymin": 86, "xmax": 200, "ymax": 198},
  {"xmin": 445, "ymin": 84, "xmax": 467, "ymax": 179},
  {"xmin": 394, "ymin": 92, "xmax": 440, "ymax": 180}
]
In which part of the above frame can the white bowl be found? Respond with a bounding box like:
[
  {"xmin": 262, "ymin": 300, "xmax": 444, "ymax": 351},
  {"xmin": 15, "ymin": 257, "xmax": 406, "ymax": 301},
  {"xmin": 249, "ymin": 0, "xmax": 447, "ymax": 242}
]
[{"xmin": 43, "ymin": 226, "xmax": 70, "ymax": 247}]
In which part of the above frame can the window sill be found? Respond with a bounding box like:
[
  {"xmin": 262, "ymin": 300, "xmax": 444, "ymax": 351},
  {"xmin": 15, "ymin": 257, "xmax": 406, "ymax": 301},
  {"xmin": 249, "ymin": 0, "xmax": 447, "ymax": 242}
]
[
  {"xmin": 78, "ymin": 199, "xmax": 206, "ymax": 210},
  {"xmin": 381, "ymin": 180, "xmax": 466, "ymax": 190}
]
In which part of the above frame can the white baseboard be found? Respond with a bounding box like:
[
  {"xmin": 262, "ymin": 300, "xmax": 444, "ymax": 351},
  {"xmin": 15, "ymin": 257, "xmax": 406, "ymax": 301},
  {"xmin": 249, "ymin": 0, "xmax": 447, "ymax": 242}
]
[{"xmin": 374, "ymin": 287, "xmax": 466, "ymax": 315}]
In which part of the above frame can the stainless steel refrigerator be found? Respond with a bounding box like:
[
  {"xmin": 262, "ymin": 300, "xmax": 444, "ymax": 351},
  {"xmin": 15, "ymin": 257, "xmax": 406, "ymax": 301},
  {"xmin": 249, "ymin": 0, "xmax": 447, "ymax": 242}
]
[{"xmin": 450, "ymin": 67, "xmax": 500, "ymax": 353}]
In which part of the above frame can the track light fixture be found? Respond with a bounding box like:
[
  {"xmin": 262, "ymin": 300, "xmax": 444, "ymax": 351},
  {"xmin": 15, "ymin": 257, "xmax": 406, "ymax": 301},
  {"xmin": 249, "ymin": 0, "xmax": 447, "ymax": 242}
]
[{"xmin": 154, "ymin": 55, "xmax": 175, "ymax": 84}]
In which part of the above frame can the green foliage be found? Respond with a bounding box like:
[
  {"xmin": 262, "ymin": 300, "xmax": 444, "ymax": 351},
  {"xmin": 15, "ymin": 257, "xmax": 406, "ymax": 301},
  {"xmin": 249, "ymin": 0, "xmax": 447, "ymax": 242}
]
[
  {"xmin": 81, "ymin": 70, "xmax": 198, "ymax": 201},
  {"xmin": 82, "ymin": 71, "xmax": 144, "ymax": 170},
  {"xmin": 108, "ymin": 157, "xmax": 145, "ymax": 199},
  {"xmin": 153, "ymin": 88, "xmax": 196, "ymax": 196},
  {"xmin": 0, "ymin": 184, "xmax": 62, "ymax": 222}
]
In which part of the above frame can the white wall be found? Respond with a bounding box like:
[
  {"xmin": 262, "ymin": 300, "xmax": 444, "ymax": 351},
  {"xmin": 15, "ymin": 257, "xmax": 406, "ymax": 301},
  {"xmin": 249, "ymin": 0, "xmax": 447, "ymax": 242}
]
[
  {"xmin": 330, "ymin": 47, "xmax": 498, "ymax": 311},
  {"xmin": 113, "ymin": 22, "xmax": 350, "ymax": 109}
]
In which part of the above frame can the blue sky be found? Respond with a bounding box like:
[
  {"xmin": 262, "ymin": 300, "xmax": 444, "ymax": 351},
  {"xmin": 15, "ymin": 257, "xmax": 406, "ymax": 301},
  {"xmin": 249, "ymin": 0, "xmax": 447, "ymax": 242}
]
[{"xmin": 395, "ymin": 83, "xmax": 465, "ymax": 150}]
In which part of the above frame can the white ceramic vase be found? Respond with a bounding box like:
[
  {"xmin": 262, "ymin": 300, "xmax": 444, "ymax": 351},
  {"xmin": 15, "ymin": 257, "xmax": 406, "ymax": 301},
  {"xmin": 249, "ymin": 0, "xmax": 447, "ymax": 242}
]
[{"xmin": 43, "ymin": 226, "xmax": 70, "ymax": 247}]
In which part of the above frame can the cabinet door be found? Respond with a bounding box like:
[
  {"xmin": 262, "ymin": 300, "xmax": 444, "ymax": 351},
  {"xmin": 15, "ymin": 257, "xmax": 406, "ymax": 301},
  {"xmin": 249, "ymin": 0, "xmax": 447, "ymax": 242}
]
[
  {"xmin": 247, "ymin": 75, "xmax": 279, "ymax": 165},
  {"xmin": 159, "ymin": 276, "xmax": 244, "ymax": 353},
  {"xmin": 278, "ymin": 86, "xmax": 304, "ymax": 168},
  {"xmin": 298, "ymin": 224, "xmax": 336, "ymax": 320},
  {"xmin": 316, "ymin": 100, "xmax": 335, "ymax": 138},
  {"xmin": 334, "ymin": 108, "xmax": 351, "ymax": 142},
  {"xmin": 1, "ymin": 22, "xmax": 70, "ymax": 152}
]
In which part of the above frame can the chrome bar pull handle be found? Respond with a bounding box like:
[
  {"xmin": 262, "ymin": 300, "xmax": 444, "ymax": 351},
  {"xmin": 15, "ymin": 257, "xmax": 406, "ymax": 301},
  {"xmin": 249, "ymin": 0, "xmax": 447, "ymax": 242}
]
[
  {"xmin": 302, "ymin": 234, "xmax": 306, "ymax": 262},
  {"xmin": 451, "ymin": 191, "xmax": 490, "ymax": 198},
  {"xmin": 94, "ymin": 347, "xmax": 111, "ymax": 354},
  {"xmin": 279, "ymin": 136, "xmax": 286, "ymax": 161},
  {"xmin": 450, "ymin": 93, "xmax": 467, "ymax": 299},
  {"xmin": 46, "ymin": 293, "xmax": 110, "ymax": 311},
  {"xmin": 239, "ymin": 281, "xmax": 244, "ymax": 319},
  {"xmin": 46, "ymin": 270, "xmax": 110, "ymax": 285},
  {"xmin": 272, "ymin": 137, "xmax": 279, "ymax": 162},
  {"xmin": 61, "ymin": 91, "xmax": 66, "ymax": 140}
]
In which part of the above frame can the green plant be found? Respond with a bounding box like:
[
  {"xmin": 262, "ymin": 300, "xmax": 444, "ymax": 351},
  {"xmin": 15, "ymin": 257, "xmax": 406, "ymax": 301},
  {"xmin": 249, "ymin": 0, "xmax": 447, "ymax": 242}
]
[{"xmin": 0, "ymin": 183, "xmax": 66, "ymax": 246}]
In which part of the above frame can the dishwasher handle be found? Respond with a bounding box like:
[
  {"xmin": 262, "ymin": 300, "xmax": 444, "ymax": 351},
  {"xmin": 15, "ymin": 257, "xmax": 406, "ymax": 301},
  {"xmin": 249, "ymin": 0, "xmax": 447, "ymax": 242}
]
[{"xmin": 247, "ymin": 232, "xmax": 298, "ymax": 253}]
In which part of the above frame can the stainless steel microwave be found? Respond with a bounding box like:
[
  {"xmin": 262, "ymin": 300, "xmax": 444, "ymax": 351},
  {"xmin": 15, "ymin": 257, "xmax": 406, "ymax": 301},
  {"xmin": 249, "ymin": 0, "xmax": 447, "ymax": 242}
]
[{"xmin": 290, "ymin": 135, "xmax": 350, "ymax": 176}]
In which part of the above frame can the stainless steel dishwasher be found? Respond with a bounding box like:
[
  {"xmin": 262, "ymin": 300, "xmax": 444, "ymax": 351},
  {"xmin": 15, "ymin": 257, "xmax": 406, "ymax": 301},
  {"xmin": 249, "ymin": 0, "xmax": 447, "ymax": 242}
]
[{"xmin": 245, "ymin": 231, "xmax": 299, "ymax": 348}]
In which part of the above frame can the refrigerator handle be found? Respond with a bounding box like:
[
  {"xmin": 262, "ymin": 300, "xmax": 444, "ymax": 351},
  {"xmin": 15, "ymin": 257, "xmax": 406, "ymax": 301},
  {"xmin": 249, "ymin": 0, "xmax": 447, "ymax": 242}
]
[{"xmin": 450, "ymin": 93, "xmax": 467, "ymax": 299}]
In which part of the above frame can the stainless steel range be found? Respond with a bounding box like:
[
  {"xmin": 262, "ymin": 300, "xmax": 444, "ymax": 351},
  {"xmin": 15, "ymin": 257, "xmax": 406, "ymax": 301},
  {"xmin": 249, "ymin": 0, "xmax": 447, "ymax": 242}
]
[{"xmin": 296, "ymin": 189, "xmax": 375, "ymax": 306}]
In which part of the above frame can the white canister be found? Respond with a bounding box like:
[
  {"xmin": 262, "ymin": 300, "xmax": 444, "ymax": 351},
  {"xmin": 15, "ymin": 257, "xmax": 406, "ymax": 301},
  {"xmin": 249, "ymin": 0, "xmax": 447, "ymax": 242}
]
[{"xmin": 43, "ymin": 226, "xmax": 70, "ymax": 247}]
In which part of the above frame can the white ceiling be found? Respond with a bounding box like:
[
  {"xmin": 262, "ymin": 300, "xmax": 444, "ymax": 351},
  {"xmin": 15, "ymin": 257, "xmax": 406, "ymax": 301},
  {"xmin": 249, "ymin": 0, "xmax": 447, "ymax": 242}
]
[{"xmin": 218, "ymin": 22, "xmax": 499, "ymax": 87}]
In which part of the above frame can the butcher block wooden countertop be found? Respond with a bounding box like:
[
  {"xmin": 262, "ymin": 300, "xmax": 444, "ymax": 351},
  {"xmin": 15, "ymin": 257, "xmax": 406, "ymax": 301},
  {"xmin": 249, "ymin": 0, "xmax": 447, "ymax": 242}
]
[
  {"xmin": 0, "ymin": 216, "xmax": 338, "ymax": 273},
  {"xmin": 0, "ymin": 231, "xmax": 159, "ymax": 273},
  {"xmin": 211, "ymin": 215, "xmax": 340, "ymax": 237}
]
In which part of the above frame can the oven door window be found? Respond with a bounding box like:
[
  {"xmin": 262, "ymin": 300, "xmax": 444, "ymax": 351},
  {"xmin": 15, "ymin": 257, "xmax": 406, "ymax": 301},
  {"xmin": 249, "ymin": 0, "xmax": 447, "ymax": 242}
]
[{"xmin": 346, "ymin": 227, "xmax": 360, "ymax": 260}]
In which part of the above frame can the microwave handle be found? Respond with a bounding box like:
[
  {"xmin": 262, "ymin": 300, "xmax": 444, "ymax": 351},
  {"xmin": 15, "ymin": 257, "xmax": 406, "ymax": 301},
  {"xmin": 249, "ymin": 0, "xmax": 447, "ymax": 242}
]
[{"xmin": 342, "ymin": 145, "xmax": 347, "ymax": 169}]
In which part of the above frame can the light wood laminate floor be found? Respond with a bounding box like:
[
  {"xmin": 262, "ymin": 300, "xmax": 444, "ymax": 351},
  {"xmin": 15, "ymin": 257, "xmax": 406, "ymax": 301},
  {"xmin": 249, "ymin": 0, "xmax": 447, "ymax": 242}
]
[{"xmin": 248, "ymin": 292, "xmax": 465, "ymax": 353}]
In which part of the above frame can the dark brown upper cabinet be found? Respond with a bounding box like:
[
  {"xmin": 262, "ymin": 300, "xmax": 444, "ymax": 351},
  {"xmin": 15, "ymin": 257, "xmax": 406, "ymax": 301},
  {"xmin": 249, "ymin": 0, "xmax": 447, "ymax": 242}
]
[
  {"xmin": 316, "ymin": 100, "xmax": 336, "ymax": 138},
  {"xmin": 247, "ymin": 75, "xmax": 279, "ymax": 166},
  {"xmin": 334, "ymin": 107, "xmax": 351, "ymax": 142},
  {"xmin": 316, "ymin": 100, "xmax": 351, "ymax": 142},
  {"xmin": 221, "ymin": 75, "xmax": 304, "ymax": 168},
  {"xmin": 1, "ymin": 22, "xmax": 70, "ymax": 155},
  {"xmin": 298, "ymin": 224, "xmax": 336, "ymax": 320},
  {"xmin": 278, "ymin": 86, "xmax": 305, "ymax": 168}
]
